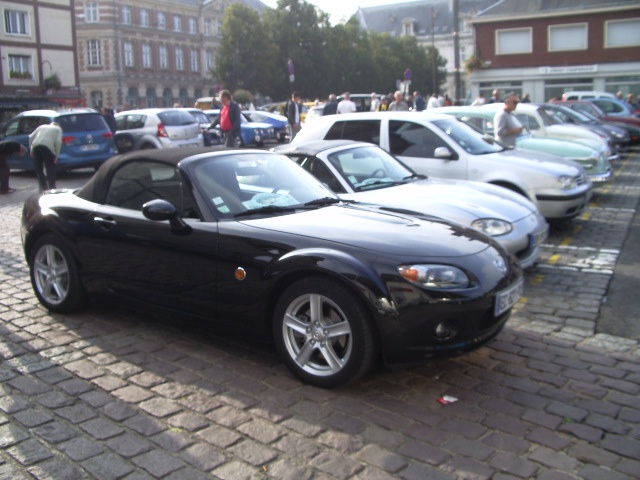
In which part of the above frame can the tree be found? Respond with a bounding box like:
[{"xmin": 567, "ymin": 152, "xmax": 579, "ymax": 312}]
[{"xmin": 213, "ymin": 4, "xmax": 277, "ymax": 94}]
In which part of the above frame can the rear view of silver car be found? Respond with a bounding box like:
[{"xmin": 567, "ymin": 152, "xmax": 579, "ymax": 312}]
[{"xmin": 114, "ymin": 108, "xmax": 203, "ymax": 151}]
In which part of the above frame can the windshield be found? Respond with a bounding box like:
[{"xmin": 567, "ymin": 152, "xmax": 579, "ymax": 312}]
[
  {"xmin": 537, "ymin": 107, "xmax": 562, "ymax": 126},
  {"xmin": 326, "ymin": 145, "xmax": 416, "ymax": 191},
  {"xmin": 432, "ymin": 118, "xmax": 504, "ymax": 155},
  {"xmin": 191, "ymin": 152, "xmax": 336, "ymax": 217}
]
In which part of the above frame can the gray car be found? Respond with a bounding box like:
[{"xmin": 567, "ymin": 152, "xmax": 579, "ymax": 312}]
[
  {"xmin": 114, "ymin": 108, "xmax": 203, "ymax": 151},
  {"xmin": 276, "ymin": 140, "xmax": 548, "ymax": 269},
  {"xmin": 292, "ymin": 111, "xmax": 593, "ymax": 220}
]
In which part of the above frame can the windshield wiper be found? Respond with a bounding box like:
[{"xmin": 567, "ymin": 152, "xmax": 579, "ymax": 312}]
[
  {"xmin": 403, "ymin": 173, "xmax": 426, "ymax": 180},
  {"xmin": 235, "ymin": 205, "xmax": 300, "ymax": 218},
  {"xmin": 304, "ymin": 197, "xmax": 342, "ymax": 206}
]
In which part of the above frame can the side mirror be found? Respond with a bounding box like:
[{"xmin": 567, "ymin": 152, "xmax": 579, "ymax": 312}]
[
  {"xmin": 434, "ymin": 146, "xmax": 453, "ymax": 159},
  {"xmin": 142, "ymin": 199, "xmax": 191, "ymax": 235}
]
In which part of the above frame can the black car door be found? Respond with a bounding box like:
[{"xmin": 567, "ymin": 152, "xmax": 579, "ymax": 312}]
[{"xmin": 76, "ymin": 160, "xmax": 219, "ymax": 317}]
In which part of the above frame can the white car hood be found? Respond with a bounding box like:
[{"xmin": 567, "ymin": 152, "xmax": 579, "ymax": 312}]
[{"xmin": 340, "ymin": 179, "xmax": 536, "ymax": 224}]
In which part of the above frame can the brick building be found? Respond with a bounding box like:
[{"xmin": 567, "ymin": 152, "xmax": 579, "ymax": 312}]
[{"xmin": 468, "ymin": 0, "xmax": 640, "ymax": 102}]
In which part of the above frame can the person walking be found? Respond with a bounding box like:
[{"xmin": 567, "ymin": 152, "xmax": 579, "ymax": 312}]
[
  {"xmin": 29, "ymin": 121, "xmax": 62, "ymax": 192},
  {"xmin": 210, "ymin": 90, "xmax": 241, "ymax": 147},
  {"xmin": 0, "ymin": 140, "xmax": 26, "ymax": 194},
  {"xmin": 494, "ymin": 93, "xmax": 524, "ymax": 148},
  {"xmin": 286, "ymin": 91, "xmax": 303, "ymax": 139}
]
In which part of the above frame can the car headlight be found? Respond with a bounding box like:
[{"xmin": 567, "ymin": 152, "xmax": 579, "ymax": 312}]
[
  {"xmin": 471, "ymin": 218, "xmax": 513, "ymax": 236},
  {"xmin": 558, "ymin": 175, "xmax": 578, "ymax": 189},
  {"xmin": 399, "ymin": 265, "xmax": 470, "ymax": 289}
]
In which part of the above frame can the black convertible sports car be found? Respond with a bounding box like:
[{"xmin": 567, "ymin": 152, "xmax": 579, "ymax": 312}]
[{"xmin": 21, "ymin": 147, "xmax": 523, "ymax": 387}]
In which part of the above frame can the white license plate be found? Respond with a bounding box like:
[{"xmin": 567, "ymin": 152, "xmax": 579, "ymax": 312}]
[
  {"xmin": 80, "ymin": 144, "xmax": 99, "ymax": 151},
  {"xmin": 495, "ymin": 278, "xmax": 524, "ymax": 316}
]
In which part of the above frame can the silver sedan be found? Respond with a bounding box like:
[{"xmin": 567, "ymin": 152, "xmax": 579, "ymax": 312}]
[{"xmin": 276, "ymin": 140, "xmax": 549, "ymax": 269}]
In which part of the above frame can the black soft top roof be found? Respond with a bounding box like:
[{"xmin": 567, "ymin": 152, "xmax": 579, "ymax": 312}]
[{"xmin": 75, "ymin": 147, "xmax": 226, "ymax": 203}]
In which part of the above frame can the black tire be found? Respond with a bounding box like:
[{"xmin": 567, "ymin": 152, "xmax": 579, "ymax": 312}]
[
  {"xmin": 29, "ymin": 235, "xmax": 85, "ymax": 313},
  {"xmin": 273, "ymin": 277, "xmax": 377, "ymax": 388}
]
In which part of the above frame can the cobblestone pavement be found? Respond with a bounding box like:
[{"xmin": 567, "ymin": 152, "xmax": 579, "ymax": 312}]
[{"xmin": 0, "ymin": 151, "xmax": 639, "ymax": 479}]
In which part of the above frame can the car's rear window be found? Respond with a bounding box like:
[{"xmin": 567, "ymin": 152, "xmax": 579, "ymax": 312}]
[
  {"xmin": 158, "ymin": 110, "xmax": 197, "ymax": 126},
  {"xmin": 58, "ymin": 114, "xmax": 109, "ymax": 133}
]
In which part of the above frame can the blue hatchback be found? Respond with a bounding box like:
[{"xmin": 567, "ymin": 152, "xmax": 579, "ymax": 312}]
[{"xmin": 0, "ymin": 108, "xmax": 116, "ymax": 171}]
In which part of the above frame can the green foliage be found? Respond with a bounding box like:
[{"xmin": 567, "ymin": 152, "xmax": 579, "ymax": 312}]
[
  {"xmin": 233, "ymin": 89, "xmax": 253, "ymax": 105},
  {"xmin": 215, "ymin": 0, "xmax": 447, "ymax": 101}
]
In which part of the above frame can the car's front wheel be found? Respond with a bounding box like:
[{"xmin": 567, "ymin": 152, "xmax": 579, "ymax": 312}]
[
  {"xmin": 273, "ymin": 277, "xmax": 377, "ymax": 388},
  {"xmin": 29, "ymin": 235, "xmax": 84, "ymax": 313}
]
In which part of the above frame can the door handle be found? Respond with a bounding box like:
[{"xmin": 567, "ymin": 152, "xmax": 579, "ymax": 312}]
[{"xmin": 93, "ymin": 217, "xmax": 117, "ymax": 229}]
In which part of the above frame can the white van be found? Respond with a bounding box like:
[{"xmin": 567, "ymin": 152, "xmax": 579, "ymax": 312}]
[{"xmin": 562, "ymin": 91, "xmax": 616, "ymax": 100}]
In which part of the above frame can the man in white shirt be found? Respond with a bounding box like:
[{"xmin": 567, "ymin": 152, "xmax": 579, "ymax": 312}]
[
  {"xmin": 370, "ymin": 92, "xmax": 381, "ymax": 111},
  {"xmin": 337, "ymin": 93, "xmax": 357, "ymax": 114}
]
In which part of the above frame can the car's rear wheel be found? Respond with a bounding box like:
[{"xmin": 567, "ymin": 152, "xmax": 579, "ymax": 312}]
[
  {"xmin": 29, "ymin": 235, "xmax": 84, "ymax": 313},
  {"xmin": 273, "ymin": 277, "xmax": 377, "ymax": 388}
]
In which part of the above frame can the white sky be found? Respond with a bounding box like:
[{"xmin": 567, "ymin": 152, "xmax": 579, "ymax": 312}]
[{"xmin": 261, "ymin": 0, "xmax": 419, "ymax": 25}]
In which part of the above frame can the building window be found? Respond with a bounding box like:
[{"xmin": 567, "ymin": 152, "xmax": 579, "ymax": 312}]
[
  {"xmin": 174, "ymin": 15, "xmax": 182, "ymax": 32},
  {"xmin": 8, "ymin": 54, "xmax": 32, "ymax": 78},
  {"xmin": 159, "ymin": 45, "xmax": 168, "ymax": 69},
  {"xmin": 496, "ymin": 28, "xmax": 532, "ymax": 55},
  {"xmin": 605, "ymin": 18, "xmax": 640, "ymax": 48},
  {"xmin": 142, "ymin": 44, "xmax": 152, "ymax": 68},
  {"xmin": 549, "ymin": 23, "xmax": 587, "ymax": 52},
  {"xmin": 179, "ymin": 88, "xmax": 188, "ymax": 107},
  {"xmin": 189, "ymin": 17, "xmax": 197, "ymax": 34},
  {"xmin": 206, "ymin": 49, "xmax": 214, "ymax": 70},
  {"xmin": 4, "ymin": 9, "xmax": 29, "ymax": 35},
  {"xmin": 124, "ymin": 41, "xmax": 134, "ymax": 67},
  {"xmin": 163, "ymin": 88, "xmax": 173, "ymax": 107},
  {"xmin": 122, "ymin": 6, "xmax": 131, "ymax": 25},
  {"xmin": 84, "ymin": 2, "xmax": 99, "ymax": 23},
  {"xmin": 176, "ymin": 47, "xmax": 184, "ymax": 70},
  {"xmin": 204, "ymin": 19, "xmax": 211, "ymax": 36},
  {"xmin": 157, "ymin": 12, "xmax": 166, "ymax": 29},
  {"xmin": 87, "ymin": 39, "xmax": 102, "ymax": 66},
  {"xmin": 140, "ymin": 8, "xmax": 149, "ymax": 27},
  {"xmin": 90, "ymin": 91, "xmax": 103, "ymax": 108},
  {"xmin": 216, "ymin": 19, "xmax": 223, "ymax": 35},
  {"xmin": 146, "ymin": 88, "xmax": 156, "ymax": 107},
  {"xmin": 127, "ymin": 87, "xmax": 139, "ymax": 108},
  {"xmin": 190, "ymin": 49, "xmax": 199, "ymax": 72}
]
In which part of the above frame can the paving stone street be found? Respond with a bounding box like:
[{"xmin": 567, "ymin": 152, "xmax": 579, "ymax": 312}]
[{"xmin": 0, "ymin": 149, "xmax": 639, "ymax": 479}]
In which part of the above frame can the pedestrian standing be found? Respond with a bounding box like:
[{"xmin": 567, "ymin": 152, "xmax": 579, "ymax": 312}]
[
  {"xmin": 427, "ymin": 93, "xmax": 439, "ymax": 109},
  {"xmin": 209, "ymin": 90, "xmax": 241, "ymax": 147},
  {"xmin": 286, "ymin": 91, "xmax": 303, "ymax": 139},
  {"xmin": 494, "ymin": 93, "xmax": 524, "ymax": 148},
  {"xmin": 322, "ymin": 94, "xmax": 338, "ymax": 115},
  {"xmin": 0, "ymin": 140, "xmax": 26, "ymax": 194},
  {"xmin": 370, "ymin": 92, "xmax": 381, "ymax": 112},
  {"xmin": 29, "ymin": 122, "xmax": 62, "ymax": 192},
  {"xmin": 488, "ymin": 89, "xmax": 501, "ymax": 103},
  {"xmin": 337, "ymin": 93, "xmax": 357, "ymax": 114},
  {"xmin": 388, "ymin": 91, "xmax": 409, "ymax": 111},
  {"xmin": 101, "ymin": 106, "xmax": 116, "ymax": 133},
  {"xmin": 413, "ymin": 91, "xmax": 426, "ymax": 111}
]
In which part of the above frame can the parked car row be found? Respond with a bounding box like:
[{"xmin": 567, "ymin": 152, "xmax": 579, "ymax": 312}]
[{"xmin": 11, "ymin": 93, "xmax": 636, "ymax": 387}]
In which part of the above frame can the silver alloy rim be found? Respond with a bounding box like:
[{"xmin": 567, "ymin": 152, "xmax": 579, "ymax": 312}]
[
  {"xmin": 33, "ymin": 244, "xmax": 70, "ymax": 306},
  {"xmin": 282, "ymin": 293, "xmax": 353, "ymax": 377}
]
